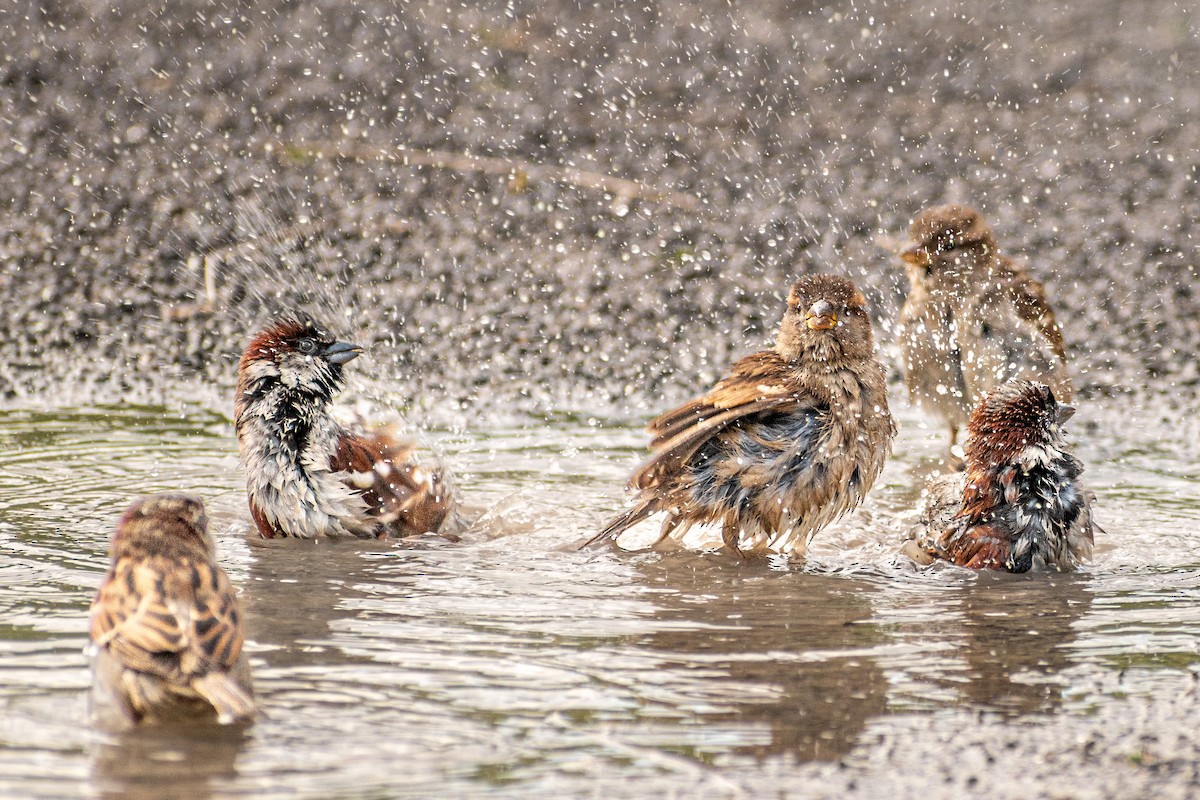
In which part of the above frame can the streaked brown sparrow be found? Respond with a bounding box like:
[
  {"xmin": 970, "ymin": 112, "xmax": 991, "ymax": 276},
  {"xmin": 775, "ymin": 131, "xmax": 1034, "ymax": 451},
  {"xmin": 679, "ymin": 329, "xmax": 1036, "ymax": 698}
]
[
  {"xmin": 897, "ymin": 204, "xmax": 1072, "ymax": 445},
  {"xmin": 587, "ymin": 274, "xmax": 896, "ymax": 556},
  {"xmin": 904, "ymin": 380, "xmax": 1094, "ymax": 572},
  {"xmin": 90, "ymin": 494, "xmax": 256, "ymax": 726},
  {"xmin": 235, "ymin": 316, "xmax": 451, "ymax": 540}
]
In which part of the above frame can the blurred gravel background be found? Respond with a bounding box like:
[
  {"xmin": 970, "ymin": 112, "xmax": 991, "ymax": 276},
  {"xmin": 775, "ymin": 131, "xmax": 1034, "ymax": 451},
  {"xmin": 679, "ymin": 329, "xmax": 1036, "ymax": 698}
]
[{"xmin": 0, "ymin": 0, "xmax": 1196, "ymax": 415}]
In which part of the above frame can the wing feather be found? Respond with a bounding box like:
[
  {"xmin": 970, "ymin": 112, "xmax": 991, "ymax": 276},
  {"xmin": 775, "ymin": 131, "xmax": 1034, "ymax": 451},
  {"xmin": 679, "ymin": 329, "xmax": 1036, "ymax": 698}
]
[
  {"xmin": 632, "ymin": 397, "xmax": 801, "ymax": 491},
  {"xmin": 647, "ymin": 351, "xmax": 800, "ymax": 445},
  {"xmin": 961, "ymin": 262, "xmax": 1073, "ymax": 402},
  {"xmin": 91, "ymin": 556, "xmax": 246, "ymax": 684},
  {"xmin": 998, "ymin": 257, "xmax": 1068, "ymax": 362},
  {"xmin": 632, "ymin": 351, "xmax": 813, "ymax": 491},
  {"xmin": 941, "ymin": 524, "xmax": 1014, "ymax": 570},
  {"xmin": 331, "ymin": 429, "xmax": 450, "ymax": 537}
]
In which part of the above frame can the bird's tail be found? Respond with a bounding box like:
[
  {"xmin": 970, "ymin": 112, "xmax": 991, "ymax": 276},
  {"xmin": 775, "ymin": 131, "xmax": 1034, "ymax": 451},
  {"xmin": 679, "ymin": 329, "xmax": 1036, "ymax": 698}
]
[
  {"xmin": 582, "ymin": 498, "xmax": 658, "ymax": 549},
  {"xmin": 192, "ymin": 672, "xmax": 257, "ymax": 725}
]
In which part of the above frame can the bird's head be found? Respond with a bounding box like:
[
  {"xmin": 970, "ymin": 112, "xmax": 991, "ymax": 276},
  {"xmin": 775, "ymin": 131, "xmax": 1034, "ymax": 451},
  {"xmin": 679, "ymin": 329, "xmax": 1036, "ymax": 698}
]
[
  {"xmin": 965, "ymin": 380, "xmax": 1074, "ymax": 468},
  {"xmin": 236, "ymin": 316, "xmax": 362, "ymax": 416},
  {"xmin": 776, "ymin": 274, "xmax": 876, "ymax": 364},
  {"xmin": 899, "ymin": 204, "xmax": 997, "ymax": 285},
  {"xmin": 112, "ymin": 493, "xmax": 213, "ymax": 561}
]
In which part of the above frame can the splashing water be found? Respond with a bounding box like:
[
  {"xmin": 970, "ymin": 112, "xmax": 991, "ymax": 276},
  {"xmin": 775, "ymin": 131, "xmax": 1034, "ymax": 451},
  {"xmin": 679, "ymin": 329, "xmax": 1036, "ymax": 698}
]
[{"xmin": 1, "ymin": 395, "xmax": 1198, "ymax": 798}]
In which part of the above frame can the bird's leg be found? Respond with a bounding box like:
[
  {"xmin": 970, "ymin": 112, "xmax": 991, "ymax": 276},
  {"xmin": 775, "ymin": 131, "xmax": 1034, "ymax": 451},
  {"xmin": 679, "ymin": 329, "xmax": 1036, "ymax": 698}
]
[
  {"xmin": 651, "ymin": 516, "xmax": 682, "ymax": 550},
  {"xmin": 722, "ymin": 523, "xmax": 748, "ymax": 559}
]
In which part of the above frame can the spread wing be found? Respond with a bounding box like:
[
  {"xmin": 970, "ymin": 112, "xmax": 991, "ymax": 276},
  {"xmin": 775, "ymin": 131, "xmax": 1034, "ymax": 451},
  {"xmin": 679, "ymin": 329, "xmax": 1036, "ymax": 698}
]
[
  {"xmin": 917, "ymin": 472, "xmax": 966, "ymax": 534},
  {"xmin": 90, "ymin": 556, "xmax": 245, "ymax": 683},
  {"xmin": 331, "ymin": 429, "xmax": 450, "ymax": 537},
  {"xmin": 998, "ymin": 257, "xmax": 1068, "ymax": 362},
  {"xmin": 960, "ymin": 262, "xmax": 1073, "ymax": 401},
  {"xmin": 906, "ymin": 472, "xmax": 964, "ymax": 565},
  {"xmin": 632, "ymin": 351, "xmax": 812, "ymax": 491},
  {"xmin": 585, "ymin": 350, "xmax": 813, "ymax": 548}
]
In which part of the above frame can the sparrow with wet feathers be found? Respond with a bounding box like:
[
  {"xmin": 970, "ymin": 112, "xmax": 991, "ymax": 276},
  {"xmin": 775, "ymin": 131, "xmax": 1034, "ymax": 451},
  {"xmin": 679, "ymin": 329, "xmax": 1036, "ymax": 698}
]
[
  {"xmin": 587, "ymin": 274, "xmax": 896, "ymax": 556},
  {"xmin": 235, "ymin": 315, "xmax": 451, "ymax": 540},
  {"xmin": 903, "ymin": 380, "xmax": 1095, "ymax": 572},
  {"xmin": 89, "ymin": 494, "xmax": 256, "ymax": 726},
  {"xmin": 896, "ymin": 204, "xmax": 1072, "ymax": 446}
]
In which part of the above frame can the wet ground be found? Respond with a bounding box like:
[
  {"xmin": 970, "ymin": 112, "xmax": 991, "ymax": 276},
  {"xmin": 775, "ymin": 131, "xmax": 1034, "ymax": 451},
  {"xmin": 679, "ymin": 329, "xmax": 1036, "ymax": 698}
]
[
  {"xmin": 2, "ymin": 399, "xmax": 1200, "ymax": 799},
  {"xmin": 2, "ymin": 0, "xmax": 1200, "ymax": 797}
]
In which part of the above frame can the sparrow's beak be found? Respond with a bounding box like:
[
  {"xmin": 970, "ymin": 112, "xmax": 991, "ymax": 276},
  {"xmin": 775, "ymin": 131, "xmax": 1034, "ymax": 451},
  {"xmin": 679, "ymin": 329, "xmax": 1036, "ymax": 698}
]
[
  {"xmin": 324, "ymin": 340, "xmax": 363, "ymax": 365},
  {"xmin": 1055, "ymin": 402, "xmax": 1076, "ymax": 425},
  {"xmin": 805, "ymin": 299, "xmax": 838, "ymax": 331},
  {"xmin": 900, "ymin": 241, "xmax": 931, "ymax": 267}
]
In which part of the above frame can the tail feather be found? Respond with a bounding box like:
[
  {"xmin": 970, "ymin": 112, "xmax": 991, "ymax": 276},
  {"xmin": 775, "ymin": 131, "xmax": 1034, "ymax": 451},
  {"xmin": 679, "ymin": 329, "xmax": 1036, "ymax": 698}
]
[
  {"xmin": 192, "ymin": 672, "xmax": 257, "ymax": 725},
  {"xmin": 582, "ymin": 498, "xmax": 658, "ymax": 549}
]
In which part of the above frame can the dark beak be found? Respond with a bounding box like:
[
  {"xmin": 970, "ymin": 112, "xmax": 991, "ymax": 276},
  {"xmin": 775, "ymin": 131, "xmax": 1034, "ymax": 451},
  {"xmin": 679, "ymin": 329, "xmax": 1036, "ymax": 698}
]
[
  {"xmin": 804, "ymin": 299, "xmax": 838, "ymax": 331},
  {"xmin": 323, "ymin": 340, "xmax": 363, "ymax": 365},
  {"xmin": 900, "ymin": 241, "xmax": 931, "ymax": 268},
  {"xmin": 1055, "ymin": 402, "xmax": 1076, "ymax": 425}
]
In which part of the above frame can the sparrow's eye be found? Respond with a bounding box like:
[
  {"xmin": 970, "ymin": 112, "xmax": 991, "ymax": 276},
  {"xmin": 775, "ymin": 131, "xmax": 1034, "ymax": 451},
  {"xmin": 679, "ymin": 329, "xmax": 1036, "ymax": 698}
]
[{"xmin": 297, "ymin": 337, "xmax": 318, "ymax": 355}]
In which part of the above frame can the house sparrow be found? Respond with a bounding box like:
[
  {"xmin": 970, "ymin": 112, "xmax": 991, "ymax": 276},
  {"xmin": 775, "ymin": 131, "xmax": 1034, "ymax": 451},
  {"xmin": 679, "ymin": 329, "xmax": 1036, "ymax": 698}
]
[
  {"xmin": 587, "ymin": 274, "xmax": 896, "ymax": 556},
  {"xmin": 896, "ymin": 204, "xmax": 1072, "ymax": 445},
  {"xmin": 903, "ymin": 380, "xmax": 1095, "ymax": 572},
  {"xmin": 235, "ymin": 316, "xmax": 451, "ymax": 540},
  {"xmin": 89, "ymin": 494, "xmax": 256, "ymax": 726}
]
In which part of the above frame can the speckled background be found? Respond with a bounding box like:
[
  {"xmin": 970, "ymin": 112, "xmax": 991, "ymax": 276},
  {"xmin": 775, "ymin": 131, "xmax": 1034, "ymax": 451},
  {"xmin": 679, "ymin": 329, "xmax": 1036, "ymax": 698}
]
[
  {"xmin": 3, "ymin": 2, "xmax": 1200, "ymax": 796},
  {"xmin": 2, "ymin": 0, "xmax": 1196, "ymax": 416}
]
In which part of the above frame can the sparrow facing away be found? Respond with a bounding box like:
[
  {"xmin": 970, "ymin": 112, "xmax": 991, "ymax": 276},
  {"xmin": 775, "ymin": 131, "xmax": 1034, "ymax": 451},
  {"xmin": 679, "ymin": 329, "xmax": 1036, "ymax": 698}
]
[
  {"xmin": 235, "ymin": 316, "xmax": 451, "ymax": 540},
  {"xmin": 904, "ymin": 380, "xmax": 1095, "ymax": 572},
  {"xmin": 897, "ymin": 204, "xmax": 1073, "ymax": 445},
  {"xmin": 89, "ymin": 494, "xmax": 256, "ymax": 726},
  {"xmin": 587, "ymin": 274, "xmax": 897, "ymax": 556}
]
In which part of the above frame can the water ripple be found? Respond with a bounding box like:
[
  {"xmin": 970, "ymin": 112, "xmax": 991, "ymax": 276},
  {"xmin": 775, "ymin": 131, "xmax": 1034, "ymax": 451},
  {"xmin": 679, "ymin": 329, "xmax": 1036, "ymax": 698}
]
[{"xmin": 0, "ymin": 400, "xmax": 1197, "ymax": 797}]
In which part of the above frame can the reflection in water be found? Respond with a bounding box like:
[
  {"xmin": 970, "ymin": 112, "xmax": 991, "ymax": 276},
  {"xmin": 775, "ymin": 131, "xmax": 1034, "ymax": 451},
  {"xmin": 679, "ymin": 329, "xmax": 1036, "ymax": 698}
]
[
  {"xmin": 239, "ymin": 538, "xmax": 391, "ymax": 655},
  {"xmin": 629, "ymin": 554, "xmax": 886, "ymax": 763},
  {"xmin": 90, "ymin": 724, "xmax": 249, "ymax": 800},
  {"xmin": 0, "ymin": 405, "xmax": 1199, "ymax": 798},
  {"xmin": 952, "ymin": 573, "xmax": 1093, "ymax": 715},
  {"xmin": 873, "ymin": 567, "xmax": 1095, "ymax": 718}
]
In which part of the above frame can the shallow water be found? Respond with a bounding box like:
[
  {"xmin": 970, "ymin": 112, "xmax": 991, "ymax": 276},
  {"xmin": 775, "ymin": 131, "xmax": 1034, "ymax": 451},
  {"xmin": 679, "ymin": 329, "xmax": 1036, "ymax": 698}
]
[{"xmin": 1, "ymin": 398, "xmax": 1198, "ymax": 798}]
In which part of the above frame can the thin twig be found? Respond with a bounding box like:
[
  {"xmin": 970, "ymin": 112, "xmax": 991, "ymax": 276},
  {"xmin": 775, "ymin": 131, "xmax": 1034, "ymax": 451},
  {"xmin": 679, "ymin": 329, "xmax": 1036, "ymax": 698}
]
[
  {"xmin": 279, "ymin": 140, "xmax": 703, "ymax": 213},
  {"xmin": 161, "ymin": 220, "xmax": 329, "ymax": 321},
  {"xmin": 203, "ymin": 255, "xmax": 217, "ymax": 306}
]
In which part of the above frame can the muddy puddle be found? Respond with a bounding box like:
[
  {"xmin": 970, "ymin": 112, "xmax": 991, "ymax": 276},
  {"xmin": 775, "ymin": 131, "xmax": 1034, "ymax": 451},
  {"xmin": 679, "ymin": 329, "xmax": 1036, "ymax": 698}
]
[{"xmin": 0, "ymin": 397, "xmax": 1198, "ymax": 798}]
